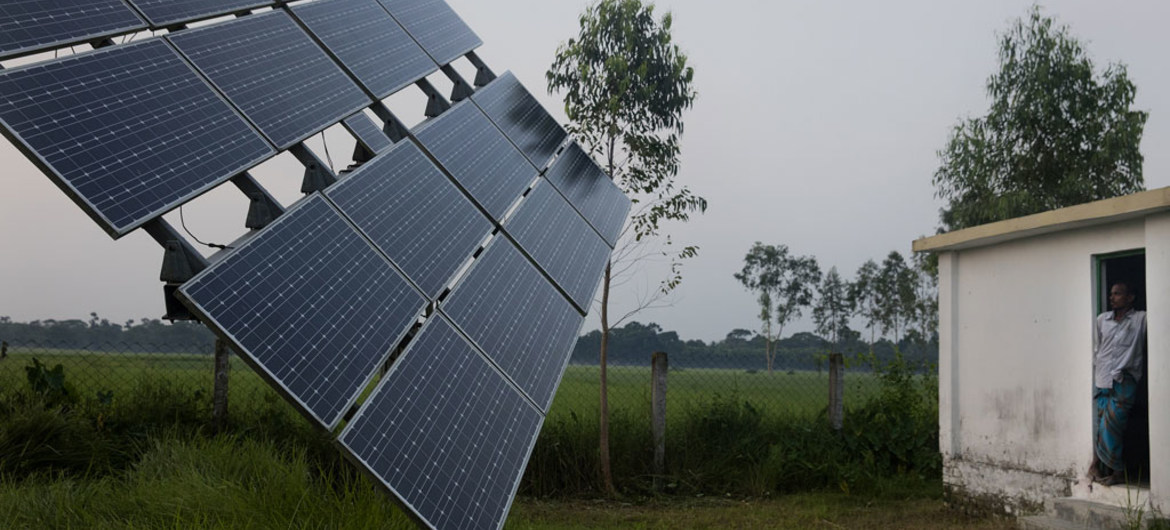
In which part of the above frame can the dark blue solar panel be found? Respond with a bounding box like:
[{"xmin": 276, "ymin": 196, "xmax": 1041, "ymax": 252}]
[
  {"xmin": 441, "ymin": 237, "xmax": 583, "ymax": 410},
  {"xmin": 291, "ymin": 0, "xmax": 436, "ymax": 100},
  {"xmin": 341, "ymin": 315, "xmax": 542, "ymax": 530},
  {"xmin": 375, "ymin": 0, "xmax": 480, "ymax": 66},
  {"xmin": 178, "ymin": 195, "xmax": 427, "ymax": 429},
  {"xmin": 125, "ymin": 0, "xmax": 269, "ymax": 27},
  {"xmin": 413, "ymin": 100, "xmax": 537, "ymax": 221},
  {"xmin": 0, "ymin": 39, "xmax": 273, "ymax": 237},
  {"xmin": 0, "ymin": 0, "xmax": 145, "ymax": 60},
  {"xmin": 342, "ymin": 113, "xmax": 394, "ymax": 155},
  {"xmin": 472, "ymin": 71, "xmax": 566, "ymax": 171},
  {"xmin": 326, "ymin": 139, "xmax": 492, "ymax": 299},
  {"xmin": 543, "ymin": 143, "xmax": 631, "ymax": 247},
  {"xmin": 168, "ymin": 10, "xmax": 371, "ymax": 149},
  {"xmin": 505, "ymin": 181, "xmax": 611, "ymax": 312}
]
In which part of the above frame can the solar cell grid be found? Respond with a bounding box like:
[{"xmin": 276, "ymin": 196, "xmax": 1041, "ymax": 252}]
[
  {"xmin": 167, "ymin": 10, "xmax": 371, "ymax": 149},
  {"xmin": 178, "ymin": 195, "xmax": 427, "ymax": 428},
  {"xmin": 413, "ymin": 100, "xmax": 537, "ymax": 221},
  {"xmin": 341, "ymin": 316, "xmax": 542, "ymax": 530},
  {"xmin": 0, "ymin": 0, "xmax": 145, "ymax": 60},
  {"xmin": 441, "ymin": 237, "xmax": 584, "ymax": 411},
  {"xmin": 342, "ymin": 113, "xmax": 394, "ymax": 155},
  {"xmin": 291, "ymin": 0, "xmax": 436, "ymax": 100},
  {"xmin": 0, "ymin": 38, "xmax": 273, "ymax": 237},
  {"xmin": 504, "ymin": 181, "xmax": 611, "ymax": 312},
  {"xmin": 326, "ymin": 139, "xmax": 492, "ymax": 299},
  {"xmin": 125, "ymin": 0, "xmax": 270, "ymax": 28},
  {"xmin": 375, "ymin": 0, "xmax": 481, "ymax": 66},
  {"xmin": 543, "ymin": 143, "xmax": 631, "ymax": 247},
  {"xmin": 472, "ymin": 71, "xmax": 566, "ymax": 171}
]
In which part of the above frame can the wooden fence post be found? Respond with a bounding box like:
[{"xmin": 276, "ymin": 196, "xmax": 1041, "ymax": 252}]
[
  {"xmin": 212, "ymin": 339, "xmax": 230, "ymax": 433},
  {"xmin": 651, "ymin": 351, "xmax": 668, "ymax": 492},
  {"xmin": 1, "ymin": 341, "xmax": 7, "ymax": 360},
  {"xmin": 829, "ymin": 353, "xmax": 844, "ymax": 431}
]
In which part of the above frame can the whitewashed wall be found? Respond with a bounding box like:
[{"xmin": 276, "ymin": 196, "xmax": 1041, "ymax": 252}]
[{"xmin": 938, "ymin": 218, "xmax": 1155, "ymax": 511}]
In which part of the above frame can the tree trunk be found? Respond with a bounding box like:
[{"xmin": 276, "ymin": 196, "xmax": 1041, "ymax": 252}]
[{"xmin": 599, "ymin": 260, "xmax": 616, "ymax": 496}]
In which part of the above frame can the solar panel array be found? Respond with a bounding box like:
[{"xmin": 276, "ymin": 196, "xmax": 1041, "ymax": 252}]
[
  {"xmin": 325, "ymin": 139, "xmax": 491, "ymax": 299},
  {"xmin": 291, "ymin": 0, "xmax": 437, "ymax": 100},
  {"xmin": 375, "ymin": 0, "xmax": 481, "ymax": 66},
  {"xmin": 178, "ymin": 195, "xmax": 427, "ymax": 429},
  {"xmin": 504, "ymin": 180, "xmax": 611, "ymax": 312},
  {"xmin": 126, "ymin": 0, "xmax": 270, "ymax": 28},
  {"xmin": 414, "ymin": 99, "xmax": 538, "ymax": 221},
  {"xmin": 1, "ymin": 1, "xmax": 633, "ymax": 527},
  {"xmin": 168, "ymin": 10, "xmax": 370, "ymax": 149},
  {"xmin": 544, "ymin": 142, "xmax": 632, "ymax": 247},
  {"xmin": 341, "ymin": 315, "xmax": 542, "ymax": 530},
  {"xmin": 0, "ymin": 0, "xmax": 145, "ymax": 60},
  {"xmin": 0, "ymin": 39, "xmax": 273, "ymax": 237},
  {"xmin": 342, "ymin": 112, "xmax": 394, "ymax": 155},
  {"xmin": 472, "ymin": 71, "xmax": 567, "ymax": 171},
  {"xmin": 441, "ymin": 237, "xmax": 585, "ymax": 411}
]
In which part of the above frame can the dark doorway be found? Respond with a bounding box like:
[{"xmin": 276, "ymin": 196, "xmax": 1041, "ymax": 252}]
[{"xmin": 1096, "ymin": 251, "xmax": 1148, "ymax": 484}]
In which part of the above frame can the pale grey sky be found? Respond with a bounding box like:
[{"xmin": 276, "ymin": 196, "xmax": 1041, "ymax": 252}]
[{"xmin": 2, "ymin": 1, "xmax": 1168, "ymax": 342}]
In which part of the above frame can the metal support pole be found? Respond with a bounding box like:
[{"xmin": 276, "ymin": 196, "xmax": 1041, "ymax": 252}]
[
  {"xmin": 212, "ymin": 339, "xmax": 231, "ymax": 433},
  {"xmin": 651, "ymin": 351, "xmax": 668, "ymax": 492},
  {"xmin": 829, "ymin": 353, "xmax": 844, "ymax": 431}
]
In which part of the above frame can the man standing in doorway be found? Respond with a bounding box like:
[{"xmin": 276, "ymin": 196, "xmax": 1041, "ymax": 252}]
[{"xmin": 1089, "ymin": 281, "xmax": 1147, "ymax": 485}]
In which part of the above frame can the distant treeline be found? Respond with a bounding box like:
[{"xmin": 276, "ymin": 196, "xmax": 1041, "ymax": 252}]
[
  {"xmin": 0, "ymin": 314, "xmax": 215, "ymax": 352},
  {"xmin": 0, "ymin": 315, "xmax": 937, "ymax": 370},
  {"xmin": 572, "ymin": 321, "xmax": 937, "ymax": 371}
]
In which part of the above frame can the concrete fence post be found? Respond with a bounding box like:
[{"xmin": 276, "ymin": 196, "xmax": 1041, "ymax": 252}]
[
  {"xmin": 651, "ymin": 351, "xmax": 668, "ymax": 492},
  {"xmin": 212, "ymin": 339, "xmax": 231, "ymax": 433},
  {"xmin": 829, "ymin": 353, "xmax": 844, "ymax": 431}
]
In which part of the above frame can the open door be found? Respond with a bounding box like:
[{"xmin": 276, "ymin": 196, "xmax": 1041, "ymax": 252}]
[{"xmin": 1096, "ymin": 250, "xmax": 1149, "ymax": 484}]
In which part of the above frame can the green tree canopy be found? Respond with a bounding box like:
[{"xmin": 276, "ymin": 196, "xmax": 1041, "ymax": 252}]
[{"xmin": 933, "ymin": 6, "xmax": 1147, "ymax": 231}]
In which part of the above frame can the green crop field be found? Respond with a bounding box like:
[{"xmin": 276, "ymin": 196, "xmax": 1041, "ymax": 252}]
[{"xmin": 0, "ymin": 348, "xmax": 888, "ymax": 425}]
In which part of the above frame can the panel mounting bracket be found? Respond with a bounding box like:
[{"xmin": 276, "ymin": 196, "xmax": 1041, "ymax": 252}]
[
  {"xmin": 416, "ymin": 78, "xmax": 451, "ymax": 118},
  {"xmin": 466, "ymin": 51, "xmax": 496, "ymax": 87},
  {"xmin": 441, "ymin": 65, "xmax": 475, "ymax": 102}
]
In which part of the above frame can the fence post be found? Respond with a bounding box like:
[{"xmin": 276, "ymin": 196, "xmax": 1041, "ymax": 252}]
[
  {"xmin": 651, "ymin": 351, "xmax": 668, "ymax": 492},
  {"xmin": 828, "ymin": 353, "xmax": 844, "ymax": 431},
  {"xmin": 212, "ymin": 339, "xmax": 230, "ymax": 433},
  {"xmin": 1, "ymin": 341, "xmax": 7, "ymax": 360}
]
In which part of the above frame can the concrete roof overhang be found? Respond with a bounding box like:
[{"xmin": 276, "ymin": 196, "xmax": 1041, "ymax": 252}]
[{"xmin": 913, "ymin": 186, "xmax": 1170, "ymax": 253}]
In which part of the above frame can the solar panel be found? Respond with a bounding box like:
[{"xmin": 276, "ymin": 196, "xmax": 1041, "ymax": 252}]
[
  {"xmin": 290, "ymin": 0, "xmax": 437, "ymax": 100},
  {"xmin": 543, "ymin": 143, "xmax": 631, "ymax": 247},
  {"xmin": 0, "ymin": 39, "xmax": 274, "ymax": 237},
  {"xmin": 167, "ymin": 10, "xmax": 371, "ymax": 149},
  {"xmin": 504, "ymin": 180, "xmax": 611, "ymax": 312},
  {"xmin": 375, "ymin": 0, "xmax": 481, "ymax": 66},
  {"xmin": 341, "ymin": 315, "xmax": 542, "ymax": 530},
  {"xmin": 413, "ymin": 100, "xmax": 537, "ymax": 221},
  {"xmin": 326, "ymin": 139, "xmax": 492, "ymax": 299},
  {"xmin": 441, "ymin": 237, "xmax": 584, "ymax": 411},
  {"xmin": 0, "ymin": 0, "xmax": 145, "ymax": 60},
  {"xmin": 472, "ymin": 71, "xmax": 566, "ymax": 171},
  {"xmin": 341, "ymin": 112, "xmax": 394, "ymax": 155},
  {"xmin": 177, "ymin": 195, "xmax": 427, "ymax": 429},
  {"xmin": 125, "ymin": 0, "xmax": 270, "ymax": 28}
]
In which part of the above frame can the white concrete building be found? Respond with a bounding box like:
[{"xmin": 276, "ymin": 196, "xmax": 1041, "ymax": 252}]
[{"xmin": 914, "ymin": 188, "xmax": 1170, "ymax": 515}]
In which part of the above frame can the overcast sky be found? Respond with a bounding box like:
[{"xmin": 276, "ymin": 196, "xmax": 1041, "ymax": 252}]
[{"xmin": 2, "ymin": 1, "xmax": 1168, "ymax": 342}]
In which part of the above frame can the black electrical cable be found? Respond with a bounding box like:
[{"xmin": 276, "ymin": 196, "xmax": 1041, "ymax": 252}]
[
  {"xmin": 320, "ymin": 130, "xmax": 334, "ymax": 172},
  {"xmin": 179, "ymin": 206, "xmax": 232, "ymax": 250}
]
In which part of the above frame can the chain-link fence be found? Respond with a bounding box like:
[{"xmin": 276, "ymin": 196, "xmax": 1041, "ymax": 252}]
[{"xmin": 0, "ymin": 339, "xmax": 893, "ymax": 425}]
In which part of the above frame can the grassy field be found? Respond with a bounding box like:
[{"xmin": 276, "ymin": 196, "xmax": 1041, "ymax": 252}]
[{"xmin": 0, "ymin": 349, "xmax": 890, "ymax": 424}]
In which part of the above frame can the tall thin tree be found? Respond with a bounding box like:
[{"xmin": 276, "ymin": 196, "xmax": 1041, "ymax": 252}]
[{"xmin": 548, "ymin": 0, "xmax": 704, "ymax": 496}]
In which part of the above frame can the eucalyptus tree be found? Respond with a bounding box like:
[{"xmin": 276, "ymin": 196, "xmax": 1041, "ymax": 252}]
[
  {"xmin": 547, "ymin": 0, "xmax": 703, "ymax": 495},
  {"xmin": 934, "ymin": 6, "xmax": 1147, "ymax": 231},
  {"xmin": 735, "ymin": 243, "xmax": 820, "ymax": 375},
  {"xmin": 849, "ymin": 259, "xmax": 881, "ymax": 354},
  {"xmin": 812, "ymin": 267, "xmax": 853, "ymax": 350},
  {"xmin": 875, "ymin": 251, "xmax": 917, "ymax": 344}
]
